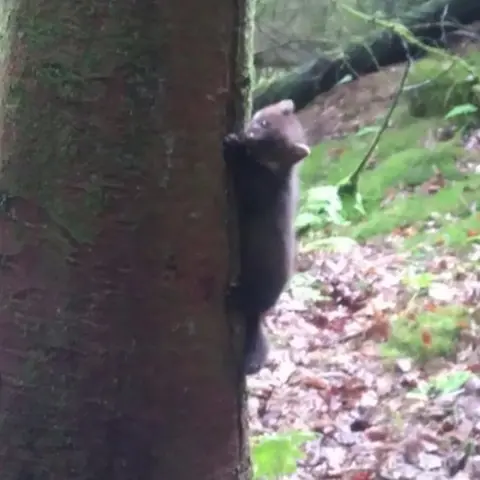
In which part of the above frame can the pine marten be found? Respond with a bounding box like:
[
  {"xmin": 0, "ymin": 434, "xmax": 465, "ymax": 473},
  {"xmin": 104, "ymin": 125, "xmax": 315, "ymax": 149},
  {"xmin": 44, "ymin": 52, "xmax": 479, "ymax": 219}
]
[{"xmin": 223, "ymin": 99, "xmax": 311, "ymax": 375}]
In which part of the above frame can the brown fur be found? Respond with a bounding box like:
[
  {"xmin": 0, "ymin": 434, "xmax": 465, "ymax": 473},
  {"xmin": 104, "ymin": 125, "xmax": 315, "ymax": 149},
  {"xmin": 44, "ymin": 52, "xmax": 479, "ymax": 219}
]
[{"xmin": 223, "ymin": 99, "xmax": 310, "ymax": 375}]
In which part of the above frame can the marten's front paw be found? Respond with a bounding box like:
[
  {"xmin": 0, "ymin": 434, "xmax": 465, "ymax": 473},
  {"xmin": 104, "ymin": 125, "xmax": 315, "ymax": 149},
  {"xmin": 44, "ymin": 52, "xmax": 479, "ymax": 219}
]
[
  {"xmin": 223, "ymin": 133, "xmax": 241, "ymax": 146},
  {"xmin": 226, "ymin": 282, "xmax": 241, "ymax": 310},
  {"xmin": 223, "ymin": 133, "xmax": 243, "ymax": 164}
]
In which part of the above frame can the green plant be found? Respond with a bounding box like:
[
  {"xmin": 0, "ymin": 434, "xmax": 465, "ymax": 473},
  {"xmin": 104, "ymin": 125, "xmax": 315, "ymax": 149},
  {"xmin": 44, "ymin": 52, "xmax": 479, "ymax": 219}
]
[
  {"xmin": 301, "ymin": 235, "xmax": 357, "ymax": 254},
  {"xmin": 445, "ymin": 103, "xmax": 479, "ymax": 120},
  {"xmin": 380, "ymin": 306, "xmax": 467, "ymax": 361},
  {"xmin": 408, "ymin": 370, "xmax": 472, "ymax": 398},
  {"xmin": 251, "ymin": 431, "xmax": 316, "ymax": 479},
  {"xmin": 355, "ymin": 125, "xmax": 381, "ymax": 137},
  {"xmin": 402, "ymin": 271, "xmax": 435, "ymax": 291},
  {"xmin": 337, "ymin": 60, "xmax": 411, "ymax": 200},
  {"xmin": 296, "ymin": 61, "xmax": 412, "ymax": 236},
  {"xmin": 295, "ymin": 185, "xmax": 353, "ymax": 234},
  {"xmin": 289, "ymin": 272, "xmax": 326, "ymax": 303},
  {"xmin": 444, "ymin": 102, "xmax": 479, "ymax": 130}
]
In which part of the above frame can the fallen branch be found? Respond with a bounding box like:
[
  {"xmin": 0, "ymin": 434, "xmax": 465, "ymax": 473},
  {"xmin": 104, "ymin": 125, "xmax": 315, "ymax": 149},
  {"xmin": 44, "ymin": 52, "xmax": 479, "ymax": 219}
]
[{"xmin": 254, "ymin": 0, "xmax": 480, "ymax": 112}]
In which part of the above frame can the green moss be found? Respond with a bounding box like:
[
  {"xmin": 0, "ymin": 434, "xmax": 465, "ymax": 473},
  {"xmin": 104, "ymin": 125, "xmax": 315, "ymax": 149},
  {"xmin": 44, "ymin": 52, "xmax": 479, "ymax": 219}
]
[
  {"xmin": 299, "ymin": 110, "xmax": 480, "ymax": 244},
  {"xmin": 348, "ymin": 177, "xmax": 480, "ymax": 240},
  {"xmin": 405, "ymin": 53, "xmax": 480, "ymax": 118},
  {"xmin": 364, "ymin": 146, "xmax": 460, "ymax": 198},
  {"xmin": 381, "ymin": 305, "xmax": 467, "ymax": 361},
  {"xmin": 301, "ymin": 120, "xmax": 463, "ymax": 206},
  {"xmin": 405, "ymin": 211, "xmax": 480, "ymax": 250},
  {"xmin": 300, "ymin": 118, "xmax": 449, "ymax": 189},
  {"xmin": 297, "ymin": 51, "xmax": 480, "ymax": 249}
]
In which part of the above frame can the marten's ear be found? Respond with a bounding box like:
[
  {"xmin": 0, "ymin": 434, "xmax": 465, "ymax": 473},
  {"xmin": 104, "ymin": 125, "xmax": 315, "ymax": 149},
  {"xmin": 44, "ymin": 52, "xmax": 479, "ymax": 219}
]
[
  {"xmin": 290, "ymin": 142, "xmax": 311, "ymax": 162},
  {"xmin": 278, "ymin": 99, "xmax": 295, "ymax": 115}
]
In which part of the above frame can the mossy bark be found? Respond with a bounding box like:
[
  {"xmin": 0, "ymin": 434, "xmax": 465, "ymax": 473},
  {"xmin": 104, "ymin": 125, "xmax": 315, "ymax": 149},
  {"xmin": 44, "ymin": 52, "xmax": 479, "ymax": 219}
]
[{"xmin": 0, "ymin": 0, "xmax": 250, "ymax": 479}]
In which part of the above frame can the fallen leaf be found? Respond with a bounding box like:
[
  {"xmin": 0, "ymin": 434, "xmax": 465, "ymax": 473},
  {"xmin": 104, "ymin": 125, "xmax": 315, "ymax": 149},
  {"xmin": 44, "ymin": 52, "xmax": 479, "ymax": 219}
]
[
  {"xmin": 302, "ymin": 375, "xmax": 330, "ymax": 390},
  {"xmin": 365, "ymin": 426, "xmax": 389, "ymax": 441},
  {"xmin": 421, "ymin": 329, "xmax": 432, "ymax": 347},
  {"xmin": 351, "ymin": 471, "xmax": 373, "ymax": 480}
]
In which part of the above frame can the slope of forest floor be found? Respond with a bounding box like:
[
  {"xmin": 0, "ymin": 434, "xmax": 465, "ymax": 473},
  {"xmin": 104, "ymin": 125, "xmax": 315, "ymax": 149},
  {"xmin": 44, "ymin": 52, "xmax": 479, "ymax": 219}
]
[{"xmin": 248, "ymin": 55, "xmax": 480, "ymax": 480}]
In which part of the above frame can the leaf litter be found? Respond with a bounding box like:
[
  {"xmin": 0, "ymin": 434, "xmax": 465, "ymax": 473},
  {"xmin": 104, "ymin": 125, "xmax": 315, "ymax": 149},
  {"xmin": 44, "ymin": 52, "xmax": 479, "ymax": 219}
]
[
  {"xmin": 248, "ymin": 55, "xmax": 480, "ymax": 478},
  {"xmin": 247, "ymin": 234, "xmax": 480, "ymax": 479}
]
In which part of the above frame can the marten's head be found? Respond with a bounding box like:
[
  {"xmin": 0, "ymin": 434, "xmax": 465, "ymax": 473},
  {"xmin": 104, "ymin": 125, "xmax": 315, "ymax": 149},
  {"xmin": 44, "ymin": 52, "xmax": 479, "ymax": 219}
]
[{"xmin": 243, "ymin": 99, "xmax": 311, "ymax": 172}]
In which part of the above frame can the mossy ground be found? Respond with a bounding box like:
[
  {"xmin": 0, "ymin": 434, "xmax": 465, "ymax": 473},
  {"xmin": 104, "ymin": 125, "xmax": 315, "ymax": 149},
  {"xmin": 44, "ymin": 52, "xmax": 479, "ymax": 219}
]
[
  {"xmin": 298, "ymin": 54, "xmax": 480, "ymax": 251},
  {"xmin": 301, "ymin": 51, "xmax": 480, "ymax": 253}
]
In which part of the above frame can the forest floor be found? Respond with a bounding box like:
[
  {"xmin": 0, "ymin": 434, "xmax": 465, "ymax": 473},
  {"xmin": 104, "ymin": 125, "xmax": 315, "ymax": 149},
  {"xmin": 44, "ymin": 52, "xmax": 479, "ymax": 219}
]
[{"xmin": 248, "ymin": 54, "xmax": 480, "ymax": 480}]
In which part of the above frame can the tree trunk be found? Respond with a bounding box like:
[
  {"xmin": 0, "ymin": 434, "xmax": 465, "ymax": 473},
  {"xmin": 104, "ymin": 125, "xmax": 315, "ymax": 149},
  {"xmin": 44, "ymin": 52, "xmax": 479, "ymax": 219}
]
[
  {"xmin": 254, "ymin": 0, "xmax": 480, "ymax": 112},
  {"xmin": 0, "ymin": 0, "xmax": 251, "ymax": 479}
]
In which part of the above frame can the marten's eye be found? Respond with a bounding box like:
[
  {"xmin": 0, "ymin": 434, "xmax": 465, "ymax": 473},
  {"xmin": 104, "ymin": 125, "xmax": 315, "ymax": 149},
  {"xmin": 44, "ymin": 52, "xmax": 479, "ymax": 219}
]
[{"xmin": 259, "ymin": 119, "xmax": 269, "ymax": 128}]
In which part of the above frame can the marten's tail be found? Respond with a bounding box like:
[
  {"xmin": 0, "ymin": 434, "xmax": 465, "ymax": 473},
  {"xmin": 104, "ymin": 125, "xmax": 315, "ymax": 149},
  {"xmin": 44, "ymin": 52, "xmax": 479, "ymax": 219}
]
[{"xmin": 243, "ymin": 313, "xmax": 269, "ymax": 375}]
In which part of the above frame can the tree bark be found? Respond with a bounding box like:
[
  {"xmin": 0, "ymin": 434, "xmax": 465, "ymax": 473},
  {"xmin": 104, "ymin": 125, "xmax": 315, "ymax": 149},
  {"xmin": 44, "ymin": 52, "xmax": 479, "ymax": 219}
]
[
  {"xmin": 0, "ymin": 0, "xmax": 251, "ymax": 479},
  {"xmin": 254, "ymin": 0, "xmax": 480, "ymax": 112}
]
